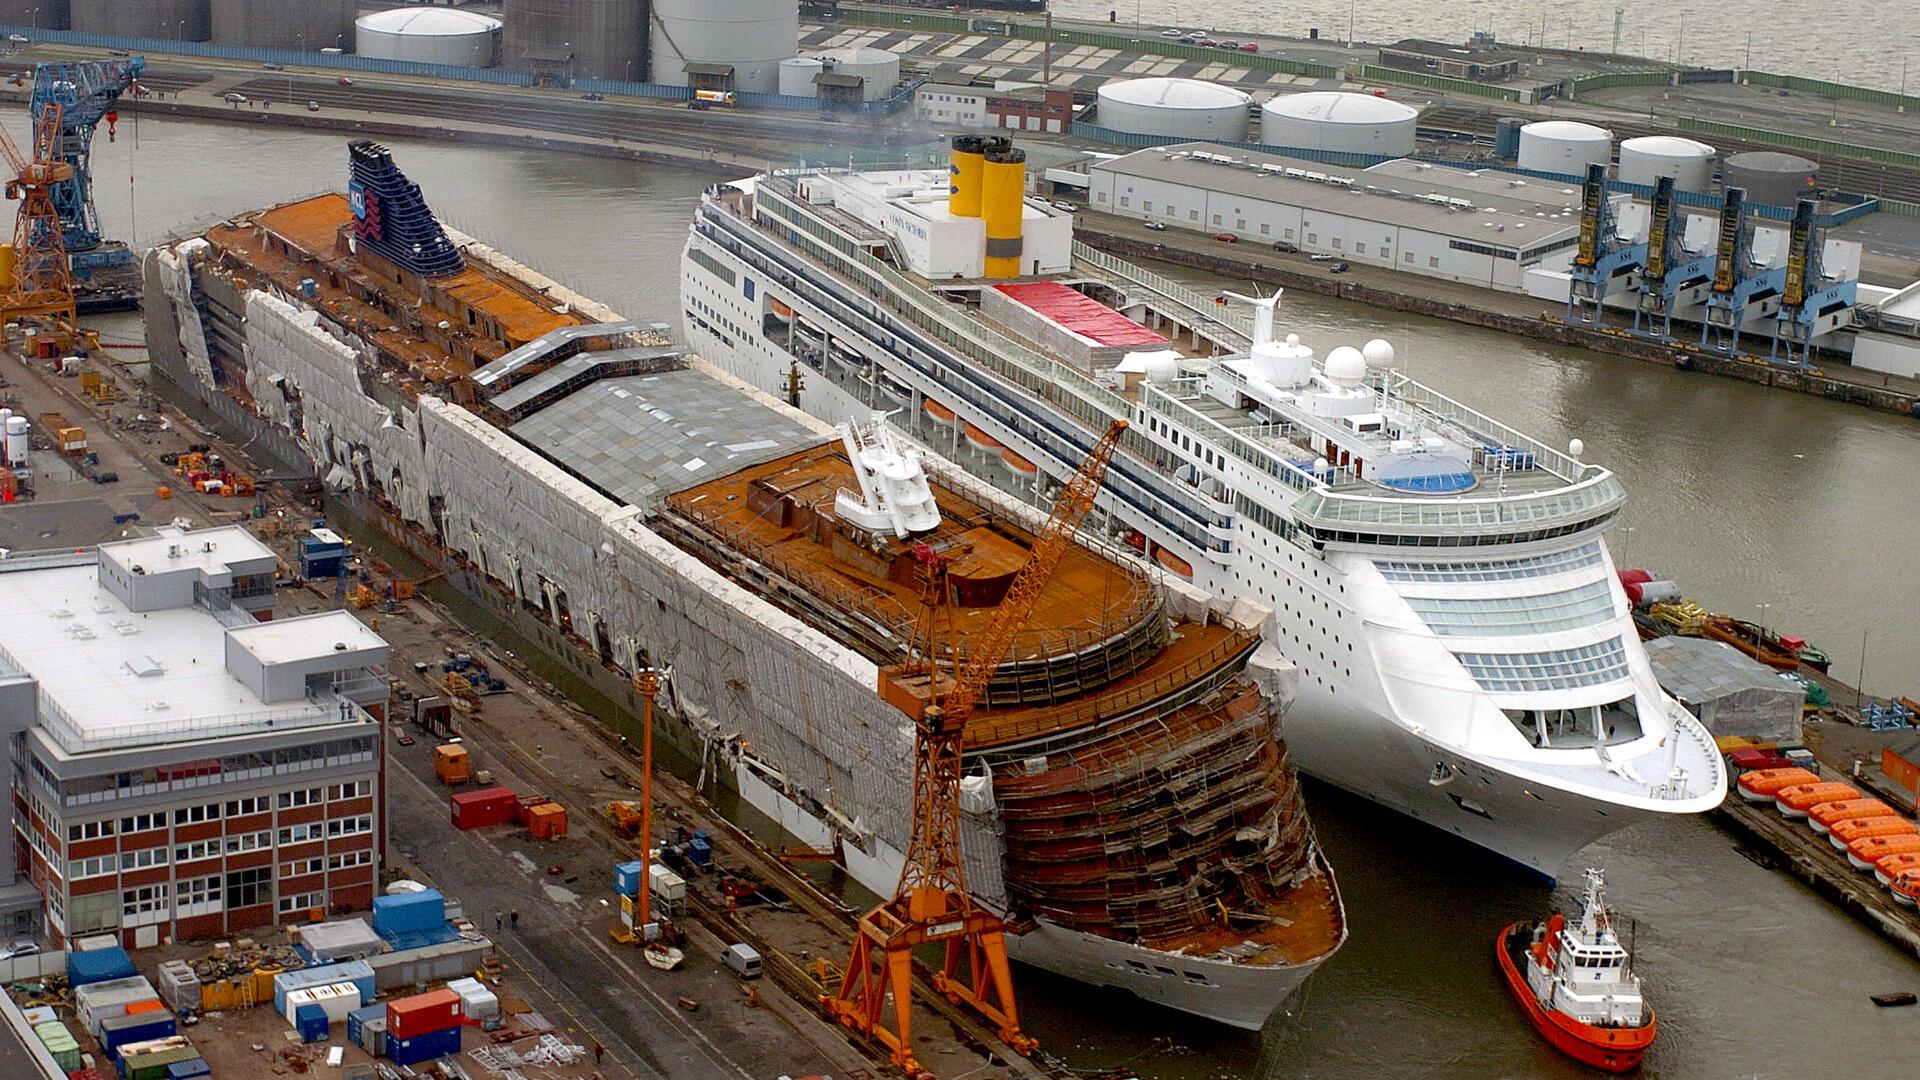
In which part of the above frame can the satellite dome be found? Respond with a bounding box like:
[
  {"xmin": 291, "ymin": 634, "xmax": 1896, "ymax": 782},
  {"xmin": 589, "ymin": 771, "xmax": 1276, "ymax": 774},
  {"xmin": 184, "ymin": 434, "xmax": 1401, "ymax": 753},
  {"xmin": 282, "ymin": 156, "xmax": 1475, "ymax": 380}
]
[
  {"xmin": 1362, "ymin": 339, "xmax": 1396, "ymax": 371},
  {"xmin": 1324, "ymin": 346, "xmax": 1367, "ymax": 387}
]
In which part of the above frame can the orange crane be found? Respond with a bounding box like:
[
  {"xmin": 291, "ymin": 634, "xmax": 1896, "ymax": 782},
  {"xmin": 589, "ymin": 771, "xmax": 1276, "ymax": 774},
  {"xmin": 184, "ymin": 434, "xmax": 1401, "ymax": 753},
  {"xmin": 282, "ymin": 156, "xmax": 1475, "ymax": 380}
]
[
  {"xmin": 820, "ymin": 419, "xmax": 1129, "ymax": 1077},
  {"xmin": 0, "ymin": 102, "xmax": 76, "ymax": 330}
]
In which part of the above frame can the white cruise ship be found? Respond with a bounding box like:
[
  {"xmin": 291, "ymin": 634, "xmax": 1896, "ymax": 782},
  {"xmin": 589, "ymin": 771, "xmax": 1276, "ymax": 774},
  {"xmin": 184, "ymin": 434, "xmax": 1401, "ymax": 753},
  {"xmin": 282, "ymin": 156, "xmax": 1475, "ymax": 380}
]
[{"xmin": 680, "ymin": 136, "xmax": 1727, "ymax": 879}]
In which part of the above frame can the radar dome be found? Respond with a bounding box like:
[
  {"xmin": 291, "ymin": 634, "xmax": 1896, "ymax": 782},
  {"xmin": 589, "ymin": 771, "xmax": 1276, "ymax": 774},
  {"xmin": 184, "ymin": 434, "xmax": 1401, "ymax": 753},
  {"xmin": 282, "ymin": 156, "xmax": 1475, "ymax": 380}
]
[
  {"xmin": 1285, "ymin": 333, "xmax": 1301, "ymax": 347},
  {"xmin": 1362, "ymin": 339, "xmax": 1396, "ymax": 371},
  {"xmin": 1137, "ymin": 351, "xmax": 1180, "ymax": 383},
  {"xmin": 1568, "ymin": 438, "xmax": 1585, "ymax": 459},
  {"xmin": 1324, "ymin": 346, "xmax": 1367, "ymax": 387}
]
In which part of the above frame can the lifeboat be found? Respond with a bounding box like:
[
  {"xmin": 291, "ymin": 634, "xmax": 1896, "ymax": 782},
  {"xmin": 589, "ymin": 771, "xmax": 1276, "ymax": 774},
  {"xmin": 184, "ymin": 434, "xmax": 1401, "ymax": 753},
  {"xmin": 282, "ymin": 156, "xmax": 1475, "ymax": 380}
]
[
  {"xmin": 1848, "ymin": 833, "xmax": 1920, "ymax": 871},
  {"xmin": 1828, "ymin": 816, "xmax": 1916, "ymax": 851},
  {"xmin": 1891, "ymin": 868, "xmax": 1920, "ymax": 907},
  {"xmin": 1496, "ymin": 870, "xmax": 1655, "ymax": 1074},
  {"xmin": 1774, "ymin": 782, "xmax": 1861, "ymax": 818},
  {"xmin": 1808, "ymin": 798, "xmax": 1895, "ymax": 835},
  {"xmin": 877, "ymin": 372, "xmax": 912, "ymax": 403},
  {"xmin": 1001, "ymin": 449, "xmax": 1039, "ymax": 477},
  {"xmin": 1736, "ymin": 767, "xmax": 1818, "ymax": 802},
  {"xmin": 770, "ymin": 298, "xmax": 793, "ymax": 319},
  {"xmin": 963, "ymin": 423, "xmax": 1003, "ymax": 452},
  {"xmin": 1874, "ymin": 852, "xmax": 1920, "ymax": 886},
  {"xmin": 924, "ymin": 399, "xmax": 959, "ymax": 427},
  {"xmin": 1153, "ymin": 546, "xmax": 1194, "ymax": 578}
]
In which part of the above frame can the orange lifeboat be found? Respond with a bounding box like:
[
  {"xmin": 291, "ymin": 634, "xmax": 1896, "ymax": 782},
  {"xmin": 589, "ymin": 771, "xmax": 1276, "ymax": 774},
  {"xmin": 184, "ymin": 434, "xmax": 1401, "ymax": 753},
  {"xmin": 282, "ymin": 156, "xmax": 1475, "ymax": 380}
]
[
  {"xmin": 1735, "ymin": 767, "xmax": 1817, "ymax": 802},
  {"xmin": 963, "ymin": 423, "xmax": 1003, "ymax": 452},
  {"xmin": 1774, "ymin": 781, "xmax": 1861, "ymax": 818},
  {"xmin": 1001, "ymin": 449, "xmax": 1039, "ymax": 476},
  {"xmin": 1153, "ymin": 546, "xmax": 1194, "ymax": 578},
  {"xmin": 924, "ymin": 399, "xmax": 958, "ymax": 426},
  {"xmin": 1808, "ymin": 798, "xmax": 1895, "ymax": 835},
  {"xmin": 1827, "ymin": 817, "xmax": 1917, "ymax": 851},
  {"xmin": 1890, "ymin": 868, "xmax": 1920, "ymax": 907},
  {"xmin": 1874, "ymin": 852, "xmax": 1920, "ymax": 886},
  {"xmin": 770, "ymin": 298, "xmax": 794, "ymax": 319},
  {"xmin": 1848, "ymin": 833, "xmax": 1920, "ymax": 870}
]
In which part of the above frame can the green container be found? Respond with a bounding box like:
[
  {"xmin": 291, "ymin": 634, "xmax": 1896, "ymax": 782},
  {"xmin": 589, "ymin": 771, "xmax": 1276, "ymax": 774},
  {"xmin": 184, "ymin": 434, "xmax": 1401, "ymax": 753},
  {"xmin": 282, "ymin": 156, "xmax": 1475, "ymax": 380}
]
[
  {"xmin": 124, "ymin": 1045, "xmax": 204, "ymax": 1080},
  {"xmin": 32, "ymin": 1020, "xmax": 80, "ymax": 1073}
]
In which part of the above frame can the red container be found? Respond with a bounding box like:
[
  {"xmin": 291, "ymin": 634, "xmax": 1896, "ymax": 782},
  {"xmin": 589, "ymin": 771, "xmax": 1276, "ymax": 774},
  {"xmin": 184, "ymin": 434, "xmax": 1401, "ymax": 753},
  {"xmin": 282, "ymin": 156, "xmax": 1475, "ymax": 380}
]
[
  {"xmin": 1729, "ymin": 748, "xmax": 1793, "ymax": 773},
  {"xmin": 387, "ymin": 988, "xmax": 463, "ymax": 1040},
  {"xmin": 450, "ymin": 785, "xmax": 518, "ymax": 830}
]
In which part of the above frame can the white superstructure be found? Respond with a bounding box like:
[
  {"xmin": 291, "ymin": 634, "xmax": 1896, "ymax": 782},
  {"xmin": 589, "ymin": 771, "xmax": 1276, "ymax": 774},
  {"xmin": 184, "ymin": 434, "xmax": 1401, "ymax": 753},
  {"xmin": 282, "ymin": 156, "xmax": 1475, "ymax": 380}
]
[
  {"xmin": 1524, "ymin": 869, "xmax": 1648, "ymax": 1028},
  {"xmin": 681, "ymin": 161, "xmax": 1726, "ymax": 882}
]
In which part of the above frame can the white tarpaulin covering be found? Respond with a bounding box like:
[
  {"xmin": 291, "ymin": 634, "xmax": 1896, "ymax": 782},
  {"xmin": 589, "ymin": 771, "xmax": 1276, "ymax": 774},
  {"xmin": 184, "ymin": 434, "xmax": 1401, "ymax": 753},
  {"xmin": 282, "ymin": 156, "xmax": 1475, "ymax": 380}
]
[{"xmin": 155, "ymin": 242, "xmax": 218, "ymax": 390}]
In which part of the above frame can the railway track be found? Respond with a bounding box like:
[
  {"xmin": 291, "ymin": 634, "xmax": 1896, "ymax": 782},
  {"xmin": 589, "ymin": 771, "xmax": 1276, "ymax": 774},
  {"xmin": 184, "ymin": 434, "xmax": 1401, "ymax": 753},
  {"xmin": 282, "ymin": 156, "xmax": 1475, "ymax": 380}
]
[{"xmin": 1418, "ymin": 103, "xmax": 1920, "ymax": 204}]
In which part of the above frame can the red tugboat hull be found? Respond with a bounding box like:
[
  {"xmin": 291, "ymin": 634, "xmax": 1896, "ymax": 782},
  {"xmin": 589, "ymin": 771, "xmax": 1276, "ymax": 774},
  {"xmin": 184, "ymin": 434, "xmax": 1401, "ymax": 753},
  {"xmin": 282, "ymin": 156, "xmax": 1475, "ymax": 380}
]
[{"xmin": 1498, "ymin": 922, "xmax": 1656, "ymax": 1073}]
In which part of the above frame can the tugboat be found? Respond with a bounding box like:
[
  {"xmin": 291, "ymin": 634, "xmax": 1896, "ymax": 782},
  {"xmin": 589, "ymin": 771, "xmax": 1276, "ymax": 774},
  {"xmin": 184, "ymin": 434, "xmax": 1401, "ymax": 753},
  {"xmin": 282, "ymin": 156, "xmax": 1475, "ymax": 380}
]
[{"xmin": 1498, "ymin": 870, "xmax": 1656, "ymax": 1073}]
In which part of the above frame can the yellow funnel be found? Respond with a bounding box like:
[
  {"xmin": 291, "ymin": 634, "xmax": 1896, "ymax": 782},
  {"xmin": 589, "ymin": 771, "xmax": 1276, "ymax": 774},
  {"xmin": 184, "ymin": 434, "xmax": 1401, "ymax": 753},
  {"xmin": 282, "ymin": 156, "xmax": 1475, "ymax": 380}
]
[
  {"xmin": 982, "ymin": 145, "xmax": 1026, "ymax": 279},
  {"xmin": 948, "ymin": 135, "xmax": 986, "ymax": 219}
]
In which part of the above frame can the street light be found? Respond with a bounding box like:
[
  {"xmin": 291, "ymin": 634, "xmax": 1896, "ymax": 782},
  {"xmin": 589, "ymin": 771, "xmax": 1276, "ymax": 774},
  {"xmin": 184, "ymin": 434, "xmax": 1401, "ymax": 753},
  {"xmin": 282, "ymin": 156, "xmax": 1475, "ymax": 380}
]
[{"xmin": 1755, "ymin": 603, "xmax": 1772, "ymax": 648}]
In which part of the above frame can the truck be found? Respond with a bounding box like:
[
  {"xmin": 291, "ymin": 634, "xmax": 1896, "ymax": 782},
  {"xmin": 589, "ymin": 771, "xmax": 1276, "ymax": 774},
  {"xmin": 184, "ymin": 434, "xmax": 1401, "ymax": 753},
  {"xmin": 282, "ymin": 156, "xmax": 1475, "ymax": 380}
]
[{"xmin": 689, "ymin": 90, "xmax": 736, "ymax": 109}]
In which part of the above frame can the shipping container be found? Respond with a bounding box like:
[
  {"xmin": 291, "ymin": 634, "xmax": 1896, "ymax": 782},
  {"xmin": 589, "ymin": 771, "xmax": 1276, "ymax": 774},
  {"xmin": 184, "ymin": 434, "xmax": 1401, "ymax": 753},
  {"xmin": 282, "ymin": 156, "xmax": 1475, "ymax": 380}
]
[
  {"xmin": 346, "ymin": 1002, "xmax": 384, "ymax": 1044},
  {"xmin": 32, "ymin": 1020, "xmax": 80, "ymax": 1073},
  {"xmin": 101, "ymin": 1011, "xmax": 177, "ymax": 1056},
  {"xmin": 387, "ymin": 988, "xmax": 462, "ymax": 1040},
  {"xmin": 614, "ymin": 860, "xmax": 643, "ymax": 897},
  {"xmin": 118, "ymin": 1041, "xmax": 200, "ymax": 1080},
  {"xmin": 434, "ymin": 742, "xmax": 471, "ymax": 785},
  {"xmin": 283, "ymin": 983, "xmax": 361, "ymax": 1026},
  {"xmin": 366, "ymin": 938, "xmax": 491, "ymax": 990},
  {"xmin": 449, "ymin": 786, "xmax": 518, "ymax": 830},
  {"xmin": 74, "ymin": 976, "xmax": 159, "ymax": 1037},
  {"xmin": 165, "ymin": 1059, "xmax": 211, "ymax": 1080},
  {"xmin": 294, "ymin": 917, "xmax": 385, "ymax": 964},
  {"xmin": 198, "ymin": 976, "xmax": 257, "ymax": 1012},
  {"xmin": 69, "ymin": 946, "xmax": 138, "ymax": 987},
  {"xmin": 361, "ymin": 1015, "xmax": 388, "ymax": 1056},
  {"xmin": 388, "ymin": 1024, "xmax": 462, "ymax": 1066},
  {"xmin": 372, "ymin": 890, "xmax": 447, "ymax": 937},
  {"xmin": 154, "ymin": 960, "xmax": 200, "ymax": 1015},
  {"xmin": 447, "ymin": 976, "xmax": 499, "ymax": 1022},
  {"xmin": 650, "ymin": 864, "xmax": 686, "ymax": 903},
  {"xmin": 294, "ymin": 1002, "xmax": 329, "ymax": 1044},
  {"xmin": 528, "ymin": 801, "xmax": 568, "ymax": 840},
  {"xmin": 273, "ymin": 960, "xmax": 376, "ymax": 1015}
]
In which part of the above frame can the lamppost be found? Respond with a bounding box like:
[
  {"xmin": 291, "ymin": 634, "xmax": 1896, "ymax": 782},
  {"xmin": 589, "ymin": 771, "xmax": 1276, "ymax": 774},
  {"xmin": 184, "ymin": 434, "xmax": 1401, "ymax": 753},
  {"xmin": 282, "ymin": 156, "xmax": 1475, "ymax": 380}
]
[
  {"xmin": 177, "ymin": 20, "xmax": 186, "ymax": 42},
  {"xmin": 1755, "ymin": 602, "xmax": 1772, "ymax": 649}
]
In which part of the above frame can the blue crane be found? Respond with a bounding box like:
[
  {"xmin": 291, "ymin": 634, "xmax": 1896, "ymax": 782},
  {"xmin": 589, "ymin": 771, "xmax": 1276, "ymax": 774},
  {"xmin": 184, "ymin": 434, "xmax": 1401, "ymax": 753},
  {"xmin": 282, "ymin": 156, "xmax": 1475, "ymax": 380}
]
[
  {"xmin": 1565, "ymin": 162, "xmax": 1646, "ymax": 326},
  {"xmin": 1769, "ymin": 198, "xmax": 1857, "ymax": 366},
  {"xmin": 1700, "ymin": 187, "xmax": 1785, "ymax": 353},
  {"xmin": 1631, "ymin": 175, "xmax": 1716, "ymax": 340},
  {"xmin": 29, "ymin": 57, "xmax": 144, "ymax": 280}
]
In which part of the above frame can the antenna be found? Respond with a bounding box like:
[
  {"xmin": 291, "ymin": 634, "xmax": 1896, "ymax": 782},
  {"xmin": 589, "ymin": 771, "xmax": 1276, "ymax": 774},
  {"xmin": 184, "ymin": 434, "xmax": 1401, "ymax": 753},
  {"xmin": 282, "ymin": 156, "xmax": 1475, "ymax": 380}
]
[{"xmin": 1220, "ymin": 285, "xmax": 1283, "ymax": 346}]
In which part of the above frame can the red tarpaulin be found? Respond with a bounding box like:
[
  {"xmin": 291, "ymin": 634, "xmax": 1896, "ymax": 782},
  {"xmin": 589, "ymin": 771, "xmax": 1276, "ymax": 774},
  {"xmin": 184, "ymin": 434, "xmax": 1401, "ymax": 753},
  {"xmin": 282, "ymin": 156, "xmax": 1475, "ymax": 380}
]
[{"xmin": 993, "ymin": 281, "xmax": 1169, "ymax": 348}]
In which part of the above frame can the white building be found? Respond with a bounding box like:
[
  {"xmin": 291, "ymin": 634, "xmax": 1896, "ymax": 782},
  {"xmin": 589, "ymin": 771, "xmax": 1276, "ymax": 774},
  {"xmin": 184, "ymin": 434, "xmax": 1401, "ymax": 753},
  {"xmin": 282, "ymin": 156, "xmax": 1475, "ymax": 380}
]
[
  {"xmin": 1, "ymin": 526, "xmax": 391, "ymax": 949},
  {"xmin": 1087, "ymin": 144, "xmax": 1581, "ymax": 291}
]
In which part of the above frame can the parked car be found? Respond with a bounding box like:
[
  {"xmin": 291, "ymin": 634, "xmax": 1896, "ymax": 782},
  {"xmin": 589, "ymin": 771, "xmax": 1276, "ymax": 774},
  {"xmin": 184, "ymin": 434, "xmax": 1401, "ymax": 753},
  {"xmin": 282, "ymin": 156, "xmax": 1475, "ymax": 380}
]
[
  {"xmin": 1213, "ymin": 232, "xmax": 1239, "ymax": 243},
  {"xmin": 1220, "ymin": 40, "xmax": 1239, "ymax": 49},
  {"xmin": 222, "ymin": 93, "xmax": 248, "ymax": 104},
  {"xmin": 261, "ymin": 62, "xmax": 285, "ymax": 71},
  {"xmin": 1049, "ymin": 200, "xmax": 1079, "ymax": 212},
  {"xmin": 1328, "ymin": 261, "xmax": 1351, "ymax": 273},
  {"xmin": 307, "ymin": 100, "xmax": 320, "ymax": 112},
  {"xmin": 1144, "ymin": 220, "xmax": 1168, "ymax": 231},
  {"xmin": 0, "ymin": 940, "xmax": 39, "ymax": 961},
  {"xmin": 1196, "ymin": 38, "xmax": 1219, "ymax": 47},
  {"xmin": 336, "ymin": 76, "xmax": 353, "ymax": 86},
  {"xmin": 1271, "ymin": 240, "xmax": 1299, "ymax": 252},
  {"xmin": 1161, "ymin": 28, "xmax": 1185, "ymax": 37},
  {"xmin": 581, "ymin": 92, "xmax": 606, "ymax": 101},
  {"xmin": 1309, "ymin": 252, "xmax": 1339, "ymax": 262},
  {"xmin": 1182, "ymin": 34, "xmax": 1203, "ymax": 44},
  {"xmin": 1240, "ymin": 42, "xmax": 1261, "ymax": 52}
]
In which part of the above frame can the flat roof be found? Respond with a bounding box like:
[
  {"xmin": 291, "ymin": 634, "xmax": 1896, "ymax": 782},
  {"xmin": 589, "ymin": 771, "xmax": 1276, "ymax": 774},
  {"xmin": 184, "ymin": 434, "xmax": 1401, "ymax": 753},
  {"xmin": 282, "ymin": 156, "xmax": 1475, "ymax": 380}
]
[
  {"xmin": 98, "ymin": 524, "xmax": 274, "ymax": 577},
  {"xmin": 993, "ymin": 281, "xmax": 1169, "ymax": 348},
  {"xmin": 1095, "ymin": 144, "xmax": 1581, "ymax": 249},
  {"xmin": 1643, "ymin": 636, "xmax": 1802, "ymax": 704},
  {"xmin": 1382, "ymin": 38, "xmax": 1527, "ymax": 64},
  {"xmin": 225, "ymin": 610, "xmax": 388, "ymax": 666},
  {"xmin": 0, "ymin": 564, "xmax": 359, "ymax": 755},
  {"xmin": 510, "ymin": 369, "xmax": 825, "ymax": 509}
]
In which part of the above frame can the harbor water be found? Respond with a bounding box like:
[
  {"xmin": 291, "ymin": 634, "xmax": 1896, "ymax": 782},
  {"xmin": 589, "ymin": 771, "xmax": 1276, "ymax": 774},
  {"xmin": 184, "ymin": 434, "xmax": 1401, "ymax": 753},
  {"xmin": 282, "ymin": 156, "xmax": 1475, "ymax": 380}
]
[{"xmin": 91, "ymin": 117, "xmax": 1920, "ymax": 1078}]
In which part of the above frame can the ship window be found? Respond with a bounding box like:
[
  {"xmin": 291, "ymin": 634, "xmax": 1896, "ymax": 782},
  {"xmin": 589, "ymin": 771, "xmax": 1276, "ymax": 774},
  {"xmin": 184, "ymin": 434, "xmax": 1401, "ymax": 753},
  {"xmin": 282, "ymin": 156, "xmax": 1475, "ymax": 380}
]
[
  {"xmin": 1400, "ymin": 580, "xmax": 1615, "ymax": 637},
  {"xmin": 1456, "ymin": 637, "xmax": 1630, "ymax": 694},
  {"xmin": 1375, "ymin": 544, "xmax": 1604, "ymax": 583}
]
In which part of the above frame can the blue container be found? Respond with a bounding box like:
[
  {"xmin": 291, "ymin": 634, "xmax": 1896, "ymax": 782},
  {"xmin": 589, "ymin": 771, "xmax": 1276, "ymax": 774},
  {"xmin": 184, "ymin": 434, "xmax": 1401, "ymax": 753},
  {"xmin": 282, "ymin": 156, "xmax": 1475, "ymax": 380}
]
[
  {"xmin": 388, "ymin": 1024, "xmax": 461, "ymax": 1066},
  {"xmin": 273, "ymin": 960, "xmax": 376, "ymax": 1015},
  {"xmin": 614, "ymin": 860, "xmax": 643, "ymax": 897},
  {"xmin": 688, "ymin": 831, "xmax": 712, "ymax": 868},
  {"xmin": 295, "ymin": 1003, "xmax": 329, "ymax": 1045},
  {"xmin": 166, "ymin": 1059, "xmax": 211, "ymax": 1079},
  {"xmin": 346, "ymin": 1003, "xmax": 384, "ymax": 1047},
  {"xmin": 101, "ymin": 1012, "xmax": 177, "ymax": 1056},
  {"xmin": 68, "ymin": 946, "xmax": 138, "ymax": 987},
  {"xmin": 372, "ymin": 890, "xmax": 445, "ymax": 937}
]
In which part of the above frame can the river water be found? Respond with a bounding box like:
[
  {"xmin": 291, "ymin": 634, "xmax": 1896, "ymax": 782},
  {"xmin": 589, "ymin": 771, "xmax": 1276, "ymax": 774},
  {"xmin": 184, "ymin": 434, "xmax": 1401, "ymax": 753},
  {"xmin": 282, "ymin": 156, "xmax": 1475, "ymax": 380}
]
[
  {"xmin": 90, "ymin": 117, "xmax": 1920, "ymax": 1078},
  {"xmin": 1051, "ymin": 0, "xmax": 1915, "ymax": 94}
]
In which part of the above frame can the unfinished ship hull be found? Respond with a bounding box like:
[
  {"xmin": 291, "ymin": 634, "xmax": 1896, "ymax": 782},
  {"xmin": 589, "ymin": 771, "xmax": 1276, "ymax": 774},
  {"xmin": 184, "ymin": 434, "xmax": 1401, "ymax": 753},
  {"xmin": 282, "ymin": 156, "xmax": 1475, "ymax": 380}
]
[{"xmin": 139, "ymin": 141, "xmax": 1344, "ymax": 1031}]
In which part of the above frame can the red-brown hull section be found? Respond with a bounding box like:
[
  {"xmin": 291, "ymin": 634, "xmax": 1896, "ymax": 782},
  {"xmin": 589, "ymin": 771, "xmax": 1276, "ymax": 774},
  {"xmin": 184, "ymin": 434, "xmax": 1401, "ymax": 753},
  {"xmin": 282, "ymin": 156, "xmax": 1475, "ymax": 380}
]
[{"xmin": 1498, "ymin": 923, "xmax": 1656, "ymax": 1073}]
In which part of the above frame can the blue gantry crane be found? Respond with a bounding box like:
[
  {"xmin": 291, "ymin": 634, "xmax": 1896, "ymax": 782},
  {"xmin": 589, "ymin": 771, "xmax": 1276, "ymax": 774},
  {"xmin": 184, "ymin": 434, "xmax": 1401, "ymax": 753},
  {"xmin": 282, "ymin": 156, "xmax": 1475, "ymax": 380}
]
[
  {"xmin": 29, "ymin": 57, "xmax": 143, "ymax": 289},
  {"xmin": 1769, "ymin": 198, "xmax": 1857, "ymax": 366},
  {"xmin": 1566, "ymin": 162, "xmax": 1646, "ymax": 326},
  {"xmin": 1631, "ymin": 175, "xmax": 1716, "ymax": 340},
  {"xmin": 1700, "ymin": 187, "xmax": 1786, "ymax": 353}
]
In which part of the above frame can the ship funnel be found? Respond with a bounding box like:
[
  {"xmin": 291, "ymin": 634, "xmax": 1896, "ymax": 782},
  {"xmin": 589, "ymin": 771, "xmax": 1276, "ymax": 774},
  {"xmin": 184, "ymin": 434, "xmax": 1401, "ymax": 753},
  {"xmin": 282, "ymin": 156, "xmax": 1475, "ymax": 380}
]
[
  {"xmin": 949, "ymin": 135, "xmax": 986, "ymax": 219},
  {"xmin": 982, "ymin": 143, "xmax": 1026, "ymax": 279}
]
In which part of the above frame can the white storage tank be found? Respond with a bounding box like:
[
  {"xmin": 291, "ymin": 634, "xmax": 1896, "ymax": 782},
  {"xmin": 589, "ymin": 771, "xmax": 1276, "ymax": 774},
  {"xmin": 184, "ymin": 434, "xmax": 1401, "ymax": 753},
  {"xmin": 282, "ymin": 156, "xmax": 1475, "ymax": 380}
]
[
  {"xmin": 1096, "ymin": 77, "xmax": 1250, "ymax": 141},
  {"xmin": 1517, "ymin": 120, "xmax": 1613, "ymax": 175},
  {"xmin": 815, "ymin": 46, "xmax": 900, "ymax": 102},
  {"xmin": 650, "ymin": 0, "xmax": 799, "ymax": 94},
  {"xmin": 1618, "ymin": 135, "xmax": 1715, "ymax": 193},
  {"xmin": 355, "ymin": 8, "xmax": 501, "ymax": 68},
  {"xmin": 5, "ymin": 415, "xmax": 27, "ymax": 469},
  {"xmin": 1259, "ymin": 91, "xmax": 1417, "ymax": 156},
  {"xmin": 778, "ymin": 56, "xmax": 824, "ymax": 98}
]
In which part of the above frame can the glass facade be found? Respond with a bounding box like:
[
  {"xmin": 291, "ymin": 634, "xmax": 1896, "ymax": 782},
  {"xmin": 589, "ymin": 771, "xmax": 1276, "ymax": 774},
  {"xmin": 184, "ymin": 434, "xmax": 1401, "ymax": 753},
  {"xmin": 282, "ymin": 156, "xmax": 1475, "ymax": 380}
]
[{"xmin": 1455, "ymin": 636, "xmax": 1631, "ymax": 693}]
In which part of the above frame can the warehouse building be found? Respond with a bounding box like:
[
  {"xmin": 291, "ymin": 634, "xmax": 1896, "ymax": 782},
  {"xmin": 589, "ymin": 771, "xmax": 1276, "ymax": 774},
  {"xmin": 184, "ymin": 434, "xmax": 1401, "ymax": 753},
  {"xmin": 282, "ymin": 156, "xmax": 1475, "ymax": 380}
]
[
  {"xmin": 1087, "ymin": 143, "xmax": 1582, "ymax": 291},
  {"xmin": 913, "ymin": 82, "xmax": 1076, "ymax": 134},
  {"xmin": 0, "ymin": 526, "xmax": 389, "ymax": 949}
]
